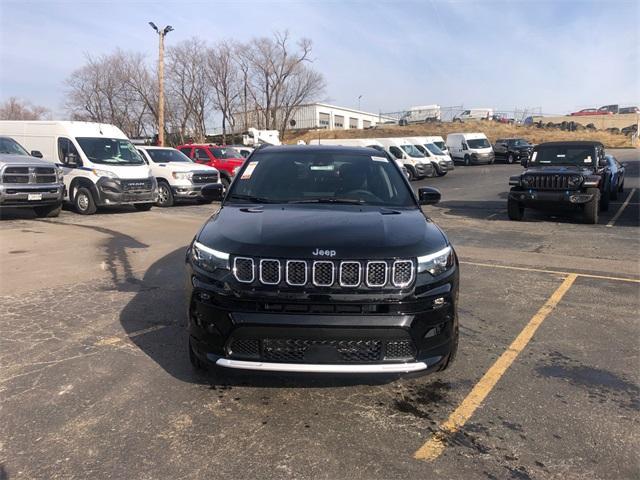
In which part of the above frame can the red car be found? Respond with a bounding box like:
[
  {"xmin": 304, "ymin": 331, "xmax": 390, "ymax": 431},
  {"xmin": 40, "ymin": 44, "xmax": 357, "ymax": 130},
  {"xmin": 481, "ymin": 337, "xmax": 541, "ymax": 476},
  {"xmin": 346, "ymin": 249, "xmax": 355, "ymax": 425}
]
[
  {"xmin": 177, "ymin": 144, "xmax": 245, "ymax": 190},
  {"xmin": 570, "ymin": 108, "xmax": 613, "ymax": 116}
]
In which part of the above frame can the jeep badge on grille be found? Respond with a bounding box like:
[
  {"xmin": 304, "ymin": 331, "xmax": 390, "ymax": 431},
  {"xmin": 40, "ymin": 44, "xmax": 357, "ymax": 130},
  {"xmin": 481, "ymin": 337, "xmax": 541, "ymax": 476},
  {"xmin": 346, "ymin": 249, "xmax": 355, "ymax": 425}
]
[{"xmin": 312, "ymin": 249, "xmax": 336, "ymax": 257}]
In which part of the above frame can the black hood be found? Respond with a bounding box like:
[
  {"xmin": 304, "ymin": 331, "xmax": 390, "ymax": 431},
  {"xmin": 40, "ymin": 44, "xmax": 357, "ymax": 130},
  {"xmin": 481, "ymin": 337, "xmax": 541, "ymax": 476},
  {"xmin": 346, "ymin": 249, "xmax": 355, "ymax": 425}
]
[
  {"xmin": 524, "ymin": 165, "xmax": 595, "ymax": 175},
  {"xmin": 197, "ymin": 204, "xmax": 448, "ymax": 259}
]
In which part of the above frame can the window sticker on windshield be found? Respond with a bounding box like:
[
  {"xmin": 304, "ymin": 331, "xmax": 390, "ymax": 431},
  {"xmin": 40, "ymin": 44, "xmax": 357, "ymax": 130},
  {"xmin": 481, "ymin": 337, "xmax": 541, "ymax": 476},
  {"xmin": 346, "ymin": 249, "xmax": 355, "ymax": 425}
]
[
  {"xmin": 372, "ymin": 156, "xmax": 388, "ymax": 162},
  {"xmin": 310, "ymin": 164, "xmax": 334, "ymax": 171},
  {"xmin": 584, "ymin": 156, "xmax": 592, "ymax": 163},
  {"xmin": 556, "ymin": 154, "xmax": 566, "ymax": 158},
  {"xmin": 241, "ymin": 161, "xmax": 257, "ymax": 179}
]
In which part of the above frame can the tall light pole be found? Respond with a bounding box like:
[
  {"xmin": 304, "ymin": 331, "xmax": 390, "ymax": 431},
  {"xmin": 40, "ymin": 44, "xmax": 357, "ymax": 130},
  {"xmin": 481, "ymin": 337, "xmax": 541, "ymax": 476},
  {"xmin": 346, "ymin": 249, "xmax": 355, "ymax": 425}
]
[
  {"xmin": 358, "ymin": 95, "xmax": 362, "ymax": 111},
  {"xmin": 149, "ymin": 22, "xmax": 173, "ymax": 146}
]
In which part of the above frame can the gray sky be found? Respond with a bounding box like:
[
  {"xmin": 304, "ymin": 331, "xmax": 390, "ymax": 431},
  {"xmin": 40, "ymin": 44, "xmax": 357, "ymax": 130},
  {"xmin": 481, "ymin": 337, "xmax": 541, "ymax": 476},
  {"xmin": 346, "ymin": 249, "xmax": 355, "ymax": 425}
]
[{"xmin": 1, "ymin": 0, "xmax": 638, "ymax": 119}]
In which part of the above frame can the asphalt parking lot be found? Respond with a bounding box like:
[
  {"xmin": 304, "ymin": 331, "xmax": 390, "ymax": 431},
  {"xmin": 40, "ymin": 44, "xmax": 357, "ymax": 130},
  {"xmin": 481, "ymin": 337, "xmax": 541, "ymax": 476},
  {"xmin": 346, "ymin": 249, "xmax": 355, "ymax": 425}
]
[{"xmin": 1, "ymin": 149, "xmax": 638, "ymax": 480}]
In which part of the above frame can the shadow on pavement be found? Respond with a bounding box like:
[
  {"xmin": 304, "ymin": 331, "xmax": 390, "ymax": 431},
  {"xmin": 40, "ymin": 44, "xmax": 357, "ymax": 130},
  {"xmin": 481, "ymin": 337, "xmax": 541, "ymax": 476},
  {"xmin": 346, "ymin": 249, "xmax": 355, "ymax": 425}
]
[{"xmin": 119, "ymin": 247, "xmax": 402, "ymax": 389}]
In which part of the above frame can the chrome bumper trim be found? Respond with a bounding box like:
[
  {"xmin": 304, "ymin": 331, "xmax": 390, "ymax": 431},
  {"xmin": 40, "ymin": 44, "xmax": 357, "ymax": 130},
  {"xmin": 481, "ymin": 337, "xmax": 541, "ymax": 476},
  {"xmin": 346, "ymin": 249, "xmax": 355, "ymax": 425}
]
[{"xmin": 214, "ymin": 357, "xmax": 428, "ymax": 373}]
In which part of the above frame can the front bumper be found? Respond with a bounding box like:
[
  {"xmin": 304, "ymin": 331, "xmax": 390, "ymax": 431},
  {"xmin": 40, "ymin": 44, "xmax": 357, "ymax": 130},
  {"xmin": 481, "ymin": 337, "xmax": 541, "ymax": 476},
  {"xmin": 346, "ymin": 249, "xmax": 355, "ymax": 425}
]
[
  {"xmin": 0, "ymin": 183, "xmax": 64, "ymax": 207},
  {"xmin": 509, "ymin": 189, "xmax": 593, "ymax": 206},
  {"xmin": 172, "ymin": 184, "xmax": 206, "ymax": 199},
  {"xmin": 437, "ymin": 160, "xmax": 455, "ymax": 172},
  {"xmin": 186, "ymin": 263, "xmax": 458, "ymax": 375},
  {"xmin": 96, "ymin": 177, "xmax": 157, "ymax": 206},
  {"xmin": 416, "ymin": 162, "xmax": 435, "ymax": 177},
  {"xmin": 471, "ymin": 153, "xmax": 494, "ymax": 164}
]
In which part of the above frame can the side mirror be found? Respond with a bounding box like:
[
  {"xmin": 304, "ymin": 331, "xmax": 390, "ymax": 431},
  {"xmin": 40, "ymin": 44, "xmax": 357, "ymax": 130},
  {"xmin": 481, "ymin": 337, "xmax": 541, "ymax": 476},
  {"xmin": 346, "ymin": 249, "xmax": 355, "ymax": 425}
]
[
  {"xmin": 520, "ymin": 158, "xmax": 528, "ymax": 167},
  {"xmin": 201, "ymin": 183, "xmax": 224, "ymax": 201},
  {"xmin": 418, "ymin": 187, "xmax": 441, "ymax": 205},
  {"xmin": 65, "ymin": 152, "xmax": 80, "ymax": 167},
  {"xmin": 598, "ymin": 158, "xmax": 607, "ymax": 167},
  {"xmin": 30, "ymin": 150, "xmax": 43, "ymax": 158}
]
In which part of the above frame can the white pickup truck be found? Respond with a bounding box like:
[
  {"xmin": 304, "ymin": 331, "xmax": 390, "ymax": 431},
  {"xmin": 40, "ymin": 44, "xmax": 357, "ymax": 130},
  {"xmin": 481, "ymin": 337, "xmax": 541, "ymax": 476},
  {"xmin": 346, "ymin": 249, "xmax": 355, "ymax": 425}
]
[{"xmin": 137, "ymin": 146, "xmax": 221, "ymax": 207}]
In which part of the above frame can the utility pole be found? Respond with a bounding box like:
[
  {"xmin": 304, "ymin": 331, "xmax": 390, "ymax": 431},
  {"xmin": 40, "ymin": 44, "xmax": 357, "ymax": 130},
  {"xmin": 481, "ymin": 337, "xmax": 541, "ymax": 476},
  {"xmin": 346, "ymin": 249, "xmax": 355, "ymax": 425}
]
[
  {"xmin": 358, "ymin": 95, "xmax": 362, "ymax": 111},
  {"xmin": 149, "ymin": 22, "xmax": 173, "ymax": 146}
]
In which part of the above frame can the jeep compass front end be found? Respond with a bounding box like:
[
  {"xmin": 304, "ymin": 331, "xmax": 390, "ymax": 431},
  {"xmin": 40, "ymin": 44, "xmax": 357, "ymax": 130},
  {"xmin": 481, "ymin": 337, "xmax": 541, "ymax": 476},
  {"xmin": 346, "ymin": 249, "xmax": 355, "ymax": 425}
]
[{"xmin": 186, "ymin": 145, "xmax": 459, "ymax": 375}]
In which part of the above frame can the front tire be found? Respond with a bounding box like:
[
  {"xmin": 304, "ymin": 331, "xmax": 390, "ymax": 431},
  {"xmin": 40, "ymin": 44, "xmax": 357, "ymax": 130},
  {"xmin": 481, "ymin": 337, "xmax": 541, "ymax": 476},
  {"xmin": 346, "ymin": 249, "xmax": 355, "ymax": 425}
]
[
  {"xmin": 507, "ymin": 153, "xmax": 515, "ymax": 164},
  {"xmin": 464, "ymin": 155, "xmax": 471, "ymax": 166},
  {"xmin": 507, "ymin": 197, "xmax": 525, "ymax": 220},
  {"xmin": 600, "ymin": 184, "xmax": 610, "ymax": 212},
  {"xmin": 156, "ymin": 181, "xmax": 174, "ymax": 207},
  {"xmin": 74, "ymin": 187, "xmax": 97, "ymax": 215},
  {"xmin": 134, "ymin": 203, "xmax": 153, "ymax": 211},
  {"xmin": 34, "ymin": 203, "xmax": 62, "ymax": 218},
  {"xmin": 220, "ymin": 176, "xmax": 230, "ymax": 195},
  {"xmin": 188, "ymin": 338, "xmax": 208, "ymax": 371},
  {"xmin": 584, "ymin": 188, "xmax": 600, "ymax": 224}
]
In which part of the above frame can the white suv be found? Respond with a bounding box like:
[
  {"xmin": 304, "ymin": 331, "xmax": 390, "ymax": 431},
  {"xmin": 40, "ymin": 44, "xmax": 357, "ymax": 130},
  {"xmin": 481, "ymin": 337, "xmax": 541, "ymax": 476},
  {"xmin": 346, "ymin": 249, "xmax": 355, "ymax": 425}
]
[{"xmin": 137, "ymin": 146, "xmax": 221, "ymax": 207}]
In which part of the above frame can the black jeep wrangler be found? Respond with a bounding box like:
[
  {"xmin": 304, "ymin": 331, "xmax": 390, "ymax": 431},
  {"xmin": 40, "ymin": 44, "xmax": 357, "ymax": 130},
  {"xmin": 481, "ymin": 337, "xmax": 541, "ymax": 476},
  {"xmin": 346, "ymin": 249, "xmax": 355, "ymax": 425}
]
[
  {"xmin": 186, "ymin": 145, "xmax": 459, "ymax": 377},
  {"xmin": 507, "ymin": 141, "xmax": 611, "ymax": 224}
]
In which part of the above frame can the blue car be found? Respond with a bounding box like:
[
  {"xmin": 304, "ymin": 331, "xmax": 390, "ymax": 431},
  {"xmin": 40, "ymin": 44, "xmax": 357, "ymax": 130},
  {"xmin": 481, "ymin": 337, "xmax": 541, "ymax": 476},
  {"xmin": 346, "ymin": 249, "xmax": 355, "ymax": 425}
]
[{"xmin": 606, "ymin": 154, "xmax": 625, "ymax": 200}]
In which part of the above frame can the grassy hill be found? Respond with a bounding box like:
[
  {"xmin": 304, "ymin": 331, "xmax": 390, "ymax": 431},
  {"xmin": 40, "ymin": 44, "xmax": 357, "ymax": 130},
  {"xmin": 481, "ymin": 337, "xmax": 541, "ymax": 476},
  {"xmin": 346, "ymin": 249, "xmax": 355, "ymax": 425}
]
[{"xmin": 284, "ymin": 120, "xmax": 636, "ymax": 148}]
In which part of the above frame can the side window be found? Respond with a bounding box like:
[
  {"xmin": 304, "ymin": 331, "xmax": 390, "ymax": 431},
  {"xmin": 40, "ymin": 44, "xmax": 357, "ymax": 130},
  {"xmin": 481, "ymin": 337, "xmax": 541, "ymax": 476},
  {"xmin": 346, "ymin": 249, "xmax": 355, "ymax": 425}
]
[
  {"xmin": 58, "ymin": 137, "xmax": 81, "ymax": 165},
  {"xmin": 389, "ymin": 146, "xmax": 403, "ymax": 159},
  {"xmin": 194, "ymin": 148, "xmax": 210, "ymax": 162},
  {"xmin": 178, "ymin": 146, "xmax": 192, "ymax": 158}
]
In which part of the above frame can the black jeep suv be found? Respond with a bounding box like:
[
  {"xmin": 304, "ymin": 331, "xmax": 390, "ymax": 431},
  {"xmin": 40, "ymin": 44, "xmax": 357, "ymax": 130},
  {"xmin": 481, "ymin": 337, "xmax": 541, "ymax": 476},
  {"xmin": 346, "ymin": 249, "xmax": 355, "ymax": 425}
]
[
  {"xmin": 493, "ymin": 138, "xmax": 534, "ymax": 164},
  {"xmin": 508, "ymin": 141, "xmax": 611, "ymax": 224},
  {"xmin": 186, "ymin": 145, "xmax": 458, "ymax": 376}
]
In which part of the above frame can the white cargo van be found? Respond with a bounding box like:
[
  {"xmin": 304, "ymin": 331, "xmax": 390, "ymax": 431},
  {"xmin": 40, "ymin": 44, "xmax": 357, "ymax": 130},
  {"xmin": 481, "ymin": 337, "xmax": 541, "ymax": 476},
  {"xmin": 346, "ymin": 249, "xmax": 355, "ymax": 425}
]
[
  {"xmin": 375, "ymin": 138, "xmax": 434, "ymax": 180},
  {"xmin": 424, "ymin": 136, "xmax": 450, "ymax": 157},
  {"xmin": 399, "ymin": 105, "xmax": 441, "ymax": 125},
  {"xmin": 136, "ymin": 146, "xmax": 220, "ymax": 207},
  {"xmin": 307, "ymin": 138, "xmax": 409, "ymax": 179},
  {"xmin": 0, "ymin": 121, "xmax": 157, "ymax": 214},
  {"xmin": 454, "ymin": 108, "xmax": 493, "ymax": 122},
  {"xmin": 406, "ymin": 137, "xmax": 455, "ymax": 176},
  {"xmin": 446, "ymin": 133, "xmax": 495, "ymax": 166}
]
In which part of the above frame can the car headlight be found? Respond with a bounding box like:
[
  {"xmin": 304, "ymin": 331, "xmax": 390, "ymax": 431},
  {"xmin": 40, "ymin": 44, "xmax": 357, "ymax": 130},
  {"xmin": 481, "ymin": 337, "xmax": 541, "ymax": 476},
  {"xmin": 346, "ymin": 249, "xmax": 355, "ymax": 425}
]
[
  {"xmin": 521, "ymin": 176, "xmax": 535, "ymax": 188},
  {"xmin": 172, "ymin": 171, "xmax": 194, "ymax": 181},
  {"xmin": 567, "ymin": 175, "xmax": 583, "ymax": 187},
  {"xmin": 191, "ymin": 241, "xmax": 229, "ymax": 272},
  {"xmin": 92, "ymin": 169, "xmax": 118, "ymax": 179},
  {"xmin": 417, "ymin": 246, "xmax": 454, "ymax": 276},
  {"xmin": 55, "ymin": 167, "xmax": 64, "ymax": 182}
]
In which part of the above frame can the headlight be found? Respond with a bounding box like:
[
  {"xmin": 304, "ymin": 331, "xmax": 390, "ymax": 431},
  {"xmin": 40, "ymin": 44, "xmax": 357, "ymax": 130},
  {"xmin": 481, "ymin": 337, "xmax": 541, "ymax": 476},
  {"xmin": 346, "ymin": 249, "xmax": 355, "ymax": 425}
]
[
  {"xmin": 417, "ymin": 246, "xmax": 454, "ymax": 276},
  {"xmin": 567, "ymin": 175, "xmax": 582, "ymax": 187},
  {"xmin": 92, "ymin": 169, "xmax": 118, "ymax": 179},
  {"xmin": 191, "ymin": 241, "xmax": 229, "ymax": 272},
  {"xmin": 521, "ymin": 176, "xmax": 534, "ymax": 187},
  {"xmin": 55, "ymin": 167, "xmax": 64, "ymax": 182},
  {"xmin": 172, "ymin": 171, "xmax": 194, "ymax": 180}
]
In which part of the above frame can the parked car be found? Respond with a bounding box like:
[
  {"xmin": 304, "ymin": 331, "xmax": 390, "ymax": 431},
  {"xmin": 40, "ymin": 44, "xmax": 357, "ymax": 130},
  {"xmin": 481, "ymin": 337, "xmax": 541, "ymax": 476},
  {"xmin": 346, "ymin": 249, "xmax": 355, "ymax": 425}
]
[
  {"xmin": 375, "ymin": 138, "xmax": 434, "ymax": 180},
  {"xmin": 0, "ymin": 121, "xmax": 157, "ymax": 214},
  {"xmin": 453, "ymin": 108, "xmax": 493, "ymax": 122},
  {"xmin": 570, "ymin": 108, "xmax": 610, "ymax": 116},
  {"xmin": 446, "ymin": 133, "xmax": 495, "ymax": 165},
  {"xmin": 493, "ymin": 138, "xmax": 534, "ymax": 164},
  {"xmin": 0, "ymin": 136, "xmax": 64, "ymax": 217},
  {"xmin": 598, "ymin": 104, "xmax": 618, "ymax": 114},
  {"xmin": 619, "ymin": 106, "xmax": 639, "ymax": 114},
  {"xmin": 605, "ymin": 154, "xmax": 625, "ymax": 200},
  {"xmin": 398, "ymin": 105, "xmax": 441, "ymax": 125},
  {"xmin": 186, "ymin": 144, "xmax": 458, "ymax": 376},
  {"xmin": 424, "ymin": 136, "xmax": 450, "ymax": 157},
  {"xmin": 406, "ymin": 136, "xmax": 455, "ymax": 176},
  {"xmin": 136, "ymin": 146, "xmax": 220, "ymax": 207},
  {"xmin": 177, "ymin": 144, "xmax": 245, "ymax": 191},
  {"xmin": 508, "ymin": 141, "xmax": 611, "ymax": 224},
  {"xmin": 229, "ymin": 145, "xmax": 254, "ymax": 158}
]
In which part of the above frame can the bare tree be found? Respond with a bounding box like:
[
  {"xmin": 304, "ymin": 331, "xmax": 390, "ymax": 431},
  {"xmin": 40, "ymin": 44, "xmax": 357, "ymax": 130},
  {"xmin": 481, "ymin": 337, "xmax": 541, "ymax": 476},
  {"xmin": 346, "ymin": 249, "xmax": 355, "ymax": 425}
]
[
  {"xmin": 207, "ymin": 41, "xmax": 241, "ymax": 144},
  {"xmin": 0, "ymin": 97, "xmax": 50, "ymax": 120}
]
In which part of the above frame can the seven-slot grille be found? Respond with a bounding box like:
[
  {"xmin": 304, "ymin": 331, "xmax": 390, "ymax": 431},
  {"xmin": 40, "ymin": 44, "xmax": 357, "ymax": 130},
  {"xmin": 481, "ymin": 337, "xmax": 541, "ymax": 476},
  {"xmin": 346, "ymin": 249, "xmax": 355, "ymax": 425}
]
[
  {"xmin": 524, "ymin": 174, "xmax": 572, "ymax": 190},
  {"xmin": 192, "ymin": 172, "xmax": 219, "ymax": 184},
  {"xmin": 232, "ymin": 257, "xmax": 415, "ymax": 289},
  {"xmin": 2, "ymin": 166, "xmax": 56, "ymax": 184}
]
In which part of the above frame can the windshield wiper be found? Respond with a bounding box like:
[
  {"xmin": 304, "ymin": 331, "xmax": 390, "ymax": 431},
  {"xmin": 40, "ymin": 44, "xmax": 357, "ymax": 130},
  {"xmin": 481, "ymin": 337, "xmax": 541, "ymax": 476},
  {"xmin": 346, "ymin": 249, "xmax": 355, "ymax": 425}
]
[
  {"xmin": 227, "ymin": 194, "xmax": 276, "ymax": 204},
  {"xmin": 289, "ymin": 197, "xmax": 365, "ymax": 205}
]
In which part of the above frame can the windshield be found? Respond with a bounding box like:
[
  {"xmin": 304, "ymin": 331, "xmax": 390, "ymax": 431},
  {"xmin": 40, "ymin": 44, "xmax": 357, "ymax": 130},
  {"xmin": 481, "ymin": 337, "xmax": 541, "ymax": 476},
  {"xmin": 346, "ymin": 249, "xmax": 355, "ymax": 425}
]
[
  {"xmin": 146, "ymin": 148, "xmax": 192, "ymax": 163},
  {"xmin": 227, "ymin": 151, "xmax": 415, "ymax": 207},
  {"xmin": 425, "ymin": 143, "xmax": 444, "ymax": 155},
  {"xmin": 467, "ymin": 138, "xmax": 491, "ymax": 149},
  {"xmin": 401, "ymin": 144, "xmax": 425, "ymax": 158},
  {"xmin": 0, "ymin": 137, "xmax": 29, "ymax": 156},
  {"xmin": 511, "ymin": 139, "xmax": 530, "ymax": 147},
  {"xmin": 433, "ymin": 141, "xmax": 446, "ymax": 150},
  {"xmin": 213, "ymin": 147, "xmax": 241, "ymax": 159},
  {"xmin": 414, "ymin": 144, "xmax": 431, "ymax": 157},
  {"xmin": 76, "ymin": 137, "xmax": 145, "ymax": 165},
  {"xmin": 531, "ymin": 146, "xmax": 597, "ymax": 166}
]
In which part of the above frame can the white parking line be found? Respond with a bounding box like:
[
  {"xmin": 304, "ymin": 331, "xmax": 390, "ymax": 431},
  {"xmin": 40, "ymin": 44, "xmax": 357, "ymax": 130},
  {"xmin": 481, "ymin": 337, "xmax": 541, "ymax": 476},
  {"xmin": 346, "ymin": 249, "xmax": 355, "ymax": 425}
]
[{"xmin": 606, "ymin": 188, "xmax": 636, "ymax": 228}]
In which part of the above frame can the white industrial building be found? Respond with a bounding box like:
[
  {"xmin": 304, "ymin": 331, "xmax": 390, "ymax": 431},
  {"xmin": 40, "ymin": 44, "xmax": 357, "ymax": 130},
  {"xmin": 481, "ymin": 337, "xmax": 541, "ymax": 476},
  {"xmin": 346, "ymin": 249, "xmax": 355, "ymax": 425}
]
[{"xmin": 233, "ymin": 102, "xmax": 395, "ymax": 132}]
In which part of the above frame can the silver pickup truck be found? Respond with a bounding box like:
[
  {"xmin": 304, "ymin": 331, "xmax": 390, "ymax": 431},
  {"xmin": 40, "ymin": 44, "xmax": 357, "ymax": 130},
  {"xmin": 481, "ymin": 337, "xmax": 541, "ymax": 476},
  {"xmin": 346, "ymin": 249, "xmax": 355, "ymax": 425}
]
[{"xmin": 0, "ymin": 136, "xmax": 64, "ymax": 217}]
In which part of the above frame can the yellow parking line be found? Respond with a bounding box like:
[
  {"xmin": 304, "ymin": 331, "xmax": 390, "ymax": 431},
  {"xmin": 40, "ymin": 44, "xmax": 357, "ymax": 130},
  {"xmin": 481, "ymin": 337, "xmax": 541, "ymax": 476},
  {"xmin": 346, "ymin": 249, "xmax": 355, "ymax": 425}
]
[
  {"xmin": 414, "ymin": 274, "xmax": 577, "ymax": 461},
  {"xmin": 607, "ymin": 188, "xmax": 636, "ymax": 228},
  {"xmin": 460, "ymin": 261, "xmax": 640, "ymax": 283}
]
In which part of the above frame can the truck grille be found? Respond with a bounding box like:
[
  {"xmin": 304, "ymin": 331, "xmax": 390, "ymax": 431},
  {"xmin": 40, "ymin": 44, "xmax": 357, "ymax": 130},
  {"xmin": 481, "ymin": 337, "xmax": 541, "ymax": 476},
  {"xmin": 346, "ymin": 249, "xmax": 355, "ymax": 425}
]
[
  {"xmin": 231, "ymin": 257, "xmax": 415, "ymax": 289},
  {"xmin": 192, "ymin": 172, "xmax": 219, "ymax": 184},
  {"xmin": 121, "ymin": 178, "xmax": 153, "ymax": 191},
  {"xmin": 2, "ymin": 166, "xmax": 56, "ymax": 184},
  {"xmin": 228, "ymin": 338, "xmax": 415, "ymax": 363},
  {"xmin": 524, "ymin": 174, "xmax": 572, "ymax": 190}
]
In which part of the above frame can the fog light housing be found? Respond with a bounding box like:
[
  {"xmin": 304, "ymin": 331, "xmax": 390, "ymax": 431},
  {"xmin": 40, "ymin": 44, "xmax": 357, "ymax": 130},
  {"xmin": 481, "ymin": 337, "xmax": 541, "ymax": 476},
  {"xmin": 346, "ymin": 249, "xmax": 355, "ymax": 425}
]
[{"xmin": 433, "ymin": 297, "xmax": 445, "ymax": 308}]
